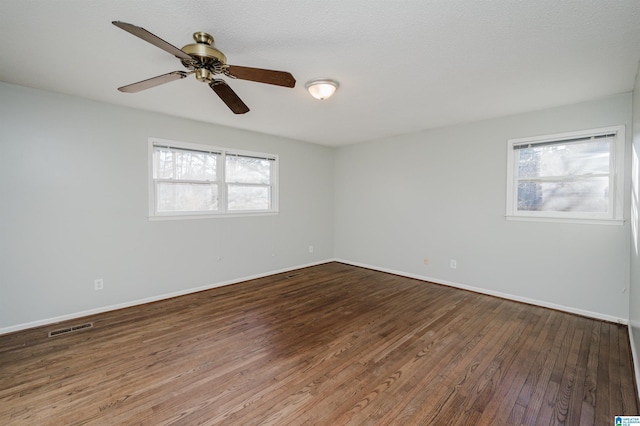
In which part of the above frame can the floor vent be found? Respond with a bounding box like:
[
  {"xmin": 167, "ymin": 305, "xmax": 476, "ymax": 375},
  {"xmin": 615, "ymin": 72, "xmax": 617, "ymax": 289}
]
[{"xmin": 48, "ymin": 322, "xmax": 93, "ymax": 337}]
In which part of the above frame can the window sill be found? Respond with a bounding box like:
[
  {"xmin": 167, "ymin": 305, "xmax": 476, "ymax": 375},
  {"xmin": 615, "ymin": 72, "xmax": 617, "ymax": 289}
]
[
  {"xmin": 149, "ymin": 211, "xmax": 279, "ymax": 221},
  {"xmin": 505, "ymin": 215, "xmax": 624, "ymax": 226}
]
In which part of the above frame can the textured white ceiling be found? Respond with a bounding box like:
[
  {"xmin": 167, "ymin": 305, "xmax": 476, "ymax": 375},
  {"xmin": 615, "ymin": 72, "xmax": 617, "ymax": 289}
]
[{"xmin": 1, "ymin": 0, "xmax": 639, "ymax": 146}]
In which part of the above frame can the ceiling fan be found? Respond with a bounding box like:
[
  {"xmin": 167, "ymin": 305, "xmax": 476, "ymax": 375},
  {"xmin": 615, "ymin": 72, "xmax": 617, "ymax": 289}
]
[{"xmin": 112, "ymin": 21, "xmax": 296, "ymax": 114}]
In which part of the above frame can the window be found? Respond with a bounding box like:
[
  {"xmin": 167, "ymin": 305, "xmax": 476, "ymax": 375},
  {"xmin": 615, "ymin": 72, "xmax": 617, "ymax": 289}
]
[
  {"xmin": 506, "ymin": 126, "xmax": 624, "ymax": 224},
  {"xmin": 149, "ymin": 138, "xmax": 278, "ymax": 219},
  {"xmin": 226, "ymin": 154, "xmax": 274, "ymax": 211}
]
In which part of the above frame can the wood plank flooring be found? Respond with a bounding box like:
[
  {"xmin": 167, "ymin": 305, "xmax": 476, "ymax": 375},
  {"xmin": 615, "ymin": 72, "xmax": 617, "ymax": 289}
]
[{"xmin": 0, "ymin": 262, "xmax": 637, "ymax": 425}]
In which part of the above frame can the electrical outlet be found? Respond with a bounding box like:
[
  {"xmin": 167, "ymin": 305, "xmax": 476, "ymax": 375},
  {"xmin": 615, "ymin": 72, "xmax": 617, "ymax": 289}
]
[
  {"xmin": 450, "ymin": 259, "xmax": 457, "ymax": 269},
  {"xmin": 94, "ymin": 279, "xmax": 104, "ymax": 290},
  {"xmin": 309, "ymin": 245, "xmax": 314, "ymax": 253},
  {"xmin": 423, "ymin": 257, "xmax": 429, "ymax": 265}
]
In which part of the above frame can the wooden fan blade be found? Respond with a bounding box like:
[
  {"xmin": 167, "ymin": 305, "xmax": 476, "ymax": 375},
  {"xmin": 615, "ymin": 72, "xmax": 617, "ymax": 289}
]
[
  {"xmin": 112, "ymin": 21, "xmax": 192, "ymax": 61},
  {"xmin": 210, "ymin": 80, "xmax": 250, "ymax": 114},
  {"xmin": 118, "ymin": 71, "xmax": 188, "ymax": 93},
  {"xmin": 226, "ymin": 65, "xmax": 296, "ymax": 88}
]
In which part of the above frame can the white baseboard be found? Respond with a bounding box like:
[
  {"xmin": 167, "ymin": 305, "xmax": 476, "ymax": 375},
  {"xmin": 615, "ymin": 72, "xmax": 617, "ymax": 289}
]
[
  {"xmin": 334, "ymin": 258, "xmax": 628, "ymax": 325},
  {"xmin": 1, "ymin": 258, "xmax": 629, "ymax": 335},
  {"xmin": 629, "ymin": 321, "xmax": 640, "ymax": 402},
  {"xmin": 0, "ymin": 259, "xmax": 332, "ymax": 336}
]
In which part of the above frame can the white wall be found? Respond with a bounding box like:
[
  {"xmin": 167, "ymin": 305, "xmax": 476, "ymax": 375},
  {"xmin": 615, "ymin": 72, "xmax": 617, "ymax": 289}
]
[
  {"xmin": 630, "ymin": 63, "xmax": 640, "ymax": 394},
  {"xmin": 334, "ymin": 94, "xmax": 632, "ymax": 321},
  {"xmin": 0, "ymin": 82, "xmax": 334, "ymax": 333},
  {"xmin": 1, "ymin": 81, "xmax": 635, "ymax": 334}
]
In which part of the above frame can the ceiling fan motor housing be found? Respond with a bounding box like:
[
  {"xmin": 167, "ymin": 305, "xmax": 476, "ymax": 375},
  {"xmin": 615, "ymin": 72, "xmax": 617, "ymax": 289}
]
[{"xmin": 181, "ymin": 32, "xmax": 227, "ymax": 78}]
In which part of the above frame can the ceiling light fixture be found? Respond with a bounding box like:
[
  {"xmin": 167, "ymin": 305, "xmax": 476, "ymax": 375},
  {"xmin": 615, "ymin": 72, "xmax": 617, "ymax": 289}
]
[{"xmin": 305, "ymin": 79, "xmax": 339, "ymax": 100}]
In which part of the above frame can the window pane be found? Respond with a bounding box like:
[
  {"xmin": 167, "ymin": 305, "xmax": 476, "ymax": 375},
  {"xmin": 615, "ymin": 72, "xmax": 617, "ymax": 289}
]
[
  {"xmin": 156, "ymin": 148, "xmax": 217, "ymax": 181},
  {"xmin": 517, "ymin": 139, "xmax": 610, "ymax": 179},
  {"xmin": 517, "ymin": 177, "xmax": 609, "ymax": 213},
  {"xmin": 228, "ymin": 184, "xmax": 270, "ymax": 211},
  {"xmin": 157, "ymin": 182, "xmax": 218, "ymax": 212},
  {"xmin": 226, "ymin": 156, "xmax": 271, "ymax": 184},
  {"xmin": 155, "ymin": 149, "xmax": 175, "ymax": 179}
]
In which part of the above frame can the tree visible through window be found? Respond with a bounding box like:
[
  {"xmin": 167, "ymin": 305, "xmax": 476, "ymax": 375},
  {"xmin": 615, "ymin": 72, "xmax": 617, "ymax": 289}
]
[
  {"xmin": 155, "ymin": 146, "xmax": 219, "ymax": 213},
  {"xmin": 226, "ymin": 155, "xmax": 273, "ymax": 211},
  {"xmin": 506, "ymin": 126, "xmax": 624, "ymax": 223},
  {"xmin": 149, "ymin": 139, "xmax": 278, "ymax": 218}
]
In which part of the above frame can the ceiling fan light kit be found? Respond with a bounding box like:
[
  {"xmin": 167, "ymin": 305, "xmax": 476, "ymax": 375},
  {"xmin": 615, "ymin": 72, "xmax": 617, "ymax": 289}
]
[
  {"xmin": 305, "ymin": 79, "xmax": 339, "ymax": 100},
  {"xmin": 112, "ymin": 21, "xmax": 296, "ymax": 114}
]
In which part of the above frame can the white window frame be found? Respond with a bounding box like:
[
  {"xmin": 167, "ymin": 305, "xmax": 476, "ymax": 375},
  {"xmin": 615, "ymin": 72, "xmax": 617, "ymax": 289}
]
[
  {"xmin": 148, "ymin": 138, "xmax": 279, "ymax": 220},
  {"xmin": 505, "ymin": 125, "xmax": 625, "ymax": 225}
]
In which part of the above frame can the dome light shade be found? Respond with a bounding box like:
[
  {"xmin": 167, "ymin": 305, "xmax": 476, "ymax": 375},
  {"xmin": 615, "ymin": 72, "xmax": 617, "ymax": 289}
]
[{"xmin": 305, "ymin": 79, "xmax": 339, "ymax": 100}]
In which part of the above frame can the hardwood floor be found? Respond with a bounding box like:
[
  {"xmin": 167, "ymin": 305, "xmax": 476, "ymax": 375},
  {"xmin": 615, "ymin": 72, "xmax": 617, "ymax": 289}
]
[{"xmin": 0, "ymin": 262, "xmax": 637, "ymax": 425}]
